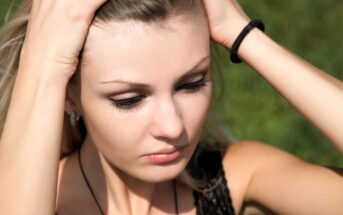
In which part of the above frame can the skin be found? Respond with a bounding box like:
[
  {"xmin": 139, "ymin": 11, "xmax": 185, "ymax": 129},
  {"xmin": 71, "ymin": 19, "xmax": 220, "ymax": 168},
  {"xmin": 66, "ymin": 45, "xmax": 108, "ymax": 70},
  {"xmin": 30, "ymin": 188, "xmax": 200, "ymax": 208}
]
[
  {"xmin": 59, "ymin": 11, "xmax": 212, "ymax": 214},
  {"xmin": 1, "ymin": 0, "xmax": 342, "ymax": 214}
]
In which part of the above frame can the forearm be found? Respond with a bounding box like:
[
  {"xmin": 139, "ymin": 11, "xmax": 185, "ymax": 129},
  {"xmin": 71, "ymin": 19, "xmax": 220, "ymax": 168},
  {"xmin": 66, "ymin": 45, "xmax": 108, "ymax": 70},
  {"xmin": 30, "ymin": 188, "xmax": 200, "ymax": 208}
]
[
  {"xmin": 227, "ymin": 28, "xmax": 343, "ymax": 152},
  {"xmin": 0, "ymin": 69, "xmax": 68, "ymax": 215}
]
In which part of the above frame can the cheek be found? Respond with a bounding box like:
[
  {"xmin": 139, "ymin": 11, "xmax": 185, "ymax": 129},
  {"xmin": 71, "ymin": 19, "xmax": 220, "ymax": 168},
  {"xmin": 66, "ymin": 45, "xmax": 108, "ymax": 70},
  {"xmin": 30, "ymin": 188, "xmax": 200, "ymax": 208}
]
[
  {"xmin": 180, "ymin": 84, "xmax": 213, "ymax": 140},
  {"xmin": 80, "ymin": 83, "xmax": 212, "ymax": 156},
  {"xmin": 80, "ymin": 94, "xmax": 149, "ymax": 157}
]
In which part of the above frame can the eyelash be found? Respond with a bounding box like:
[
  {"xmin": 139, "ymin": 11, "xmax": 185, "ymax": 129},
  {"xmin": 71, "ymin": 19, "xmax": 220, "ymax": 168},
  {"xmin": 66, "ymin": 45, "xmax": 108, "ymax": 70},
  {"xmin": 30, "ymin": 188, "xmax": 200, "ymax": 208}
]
[
  {"xmin": 110, "ymin": 72, "xmax": 209, "ymax": 110},
  {"xmin": 110, "ymin": 95, "xmax": 146, "ymax": 110},
  {"xmin": 175, "ymin": 77, "xmax": 207, "ymax": 91}
]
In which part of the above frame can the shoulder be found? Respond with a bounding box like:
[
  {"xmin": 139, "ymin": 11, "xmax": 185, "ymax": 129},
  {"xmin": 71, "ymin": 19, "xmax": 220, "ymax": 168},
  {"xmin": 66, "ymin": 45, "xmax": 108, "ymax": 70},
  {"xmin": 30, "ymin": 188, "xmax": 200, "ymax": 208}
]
[
  {"xmin": 56, "ymin": 154, "xmax": 78, "ymax": 213},
  {"xmin": 221, "ymin": 140, "xmax": 343, "ymax": 214},
  {"xmin": 222, "ymin": 139, "xmax": 300, "ymax": 167},
  {"xmin": 222, "ymin": 139, "xmax": 303, "ymax": 176},
  {"xmin": 222, "ymin": 139, "xmax": 298, "ymax": 177},
  {"xmin": 221, "ymin": 140, "xmax": 301, "ymax": 212},
  {"xmin": 56, "ymin": 152, "xmax": 95, "ymax": 214}
]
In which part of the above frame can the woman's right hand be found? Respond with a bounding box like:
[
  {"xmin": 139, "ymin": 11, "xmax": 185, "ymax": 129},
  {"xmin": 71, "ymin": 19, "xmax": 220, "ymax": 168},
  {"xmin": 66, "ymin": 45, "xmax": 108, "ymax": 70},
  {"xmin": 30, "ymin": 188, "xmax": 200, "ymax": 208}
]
[{"xmin": 19, "ymin": 0, "xmax": 107, "ymax": 81}]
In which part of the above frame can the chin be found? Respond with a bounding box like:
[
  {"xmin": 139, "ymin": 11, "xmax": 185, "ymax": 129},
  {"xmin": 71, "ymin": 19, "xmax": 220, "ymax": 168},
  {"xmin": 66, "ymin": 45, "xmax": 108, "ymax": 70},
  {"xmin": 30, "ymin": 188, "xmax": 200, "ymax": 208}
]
[{"xmin": 137, "ymin": 159, "xmax": 189, "ymax": 183}]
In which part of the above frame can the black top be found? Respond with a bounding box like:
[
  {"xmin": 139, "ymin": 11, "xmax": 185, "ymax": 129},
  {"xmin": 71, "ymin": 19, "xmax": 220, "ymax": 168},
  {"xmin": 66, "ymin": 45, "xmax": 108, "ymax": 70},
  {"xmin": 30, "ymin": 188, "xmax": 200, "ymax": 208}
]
[
  {"xmin": 56, "ymin": 146, "xmax": 235, "ymax": 215},
  {"xmin": 191, "ymin": 146, "xmax": 235, "ymax": 215}
]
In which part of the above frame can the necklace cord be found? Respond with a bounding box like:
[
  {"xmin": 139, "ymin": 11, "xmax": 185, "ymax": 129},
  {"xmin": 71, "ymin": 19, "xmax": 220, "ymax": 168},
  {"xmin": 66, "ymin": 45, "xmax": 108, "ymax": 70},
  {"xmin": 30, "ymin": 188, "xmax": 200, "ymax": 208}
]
[
  {"xmin": 173, "ymin": 179, "xmax": 179, "ymax": 214},
  {"xmin": 78, "ymin": 147, "xmax": 105, "ymax": 215},
  {"xmin": 77, "ymin": 147, "xmax": 179, "ymax": 215}
]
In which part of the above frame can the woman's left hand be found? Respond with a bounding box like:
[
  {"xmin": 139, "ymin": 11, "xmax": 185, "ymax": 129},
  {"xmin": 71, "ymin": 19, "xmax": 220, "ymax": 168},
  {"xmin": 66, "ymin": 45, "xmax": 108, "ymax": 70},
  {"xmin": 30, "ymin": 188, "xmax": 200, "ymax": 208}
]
[
  {"xmin": 201, "ymin": 0, "xmax": 250, "ymax": 48},
  {"xmin": 203, "ymin": 0, "xmax": 343, "ymax": 153}
]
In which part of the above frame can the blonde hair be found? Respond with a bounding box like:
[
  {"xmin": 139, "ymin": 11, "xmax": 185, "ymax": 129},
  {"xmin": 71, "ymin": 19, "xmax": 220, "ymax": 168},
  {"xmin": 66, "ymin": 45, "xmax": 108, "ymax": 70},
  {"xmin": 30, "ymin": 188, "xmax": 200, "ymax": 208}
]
[{"xmin": 0, "ymin": 0, "xmax": 230, "ymax": 191}]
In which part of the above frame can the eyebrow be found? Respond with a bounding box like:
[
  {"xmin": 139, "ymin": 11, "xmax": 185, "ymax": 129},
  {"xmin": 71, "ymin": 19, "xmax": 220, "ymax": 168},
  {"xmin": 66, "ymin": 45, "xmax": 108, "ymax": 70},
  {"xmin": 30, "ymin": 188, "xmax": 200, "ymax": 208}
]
[{"xmin": 100, "ymin": 55, "xmax": 210, "ymax": 87}]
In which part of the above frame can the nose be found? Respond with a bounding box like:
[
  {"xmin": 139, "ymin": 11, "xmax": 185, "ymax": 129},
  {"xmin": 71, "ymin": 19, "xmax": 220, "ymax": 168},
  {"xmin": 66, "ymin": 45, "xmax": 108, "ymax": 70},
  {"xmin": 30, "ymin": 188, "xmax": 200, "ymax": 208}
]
[{"xmin": 150, "ymin": 97, "xmax": 184, "ymax": 140}]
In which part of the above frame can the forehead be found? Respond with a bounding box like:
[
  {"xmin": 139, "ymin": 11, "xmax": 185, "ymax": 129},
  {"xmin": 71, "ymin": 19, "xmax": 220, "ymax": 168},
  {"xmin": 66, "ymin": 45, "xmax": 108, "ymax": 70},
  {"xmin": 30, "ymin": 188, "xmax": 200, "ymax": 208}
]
[{"xmin": 81, "ymin": 13, "xmax": 210, "ymax": 84}]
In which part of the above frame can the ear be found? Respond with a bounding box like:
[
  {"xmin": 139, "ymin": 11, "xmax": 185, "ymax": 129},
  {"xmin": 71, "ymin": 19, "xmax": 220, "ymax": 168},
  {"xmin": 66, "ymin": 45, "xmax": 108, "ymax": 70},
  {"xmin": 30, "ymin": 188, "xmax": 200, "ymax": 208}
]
[{"xmin": 65, "ymin": 83, "xmax": 81, "ymax": 116}]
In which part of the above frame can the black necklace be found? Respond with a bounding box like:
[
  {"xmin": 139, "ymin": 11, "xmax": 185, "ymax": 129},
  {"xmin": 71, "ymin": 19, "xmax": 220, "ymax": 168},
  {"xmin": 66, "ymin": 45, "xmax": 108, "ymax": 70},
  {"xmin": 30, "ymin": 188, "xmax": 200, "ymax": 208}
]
[{"xmin": 77, "ymin": 147, "xmax": 179, "ymax": 215}]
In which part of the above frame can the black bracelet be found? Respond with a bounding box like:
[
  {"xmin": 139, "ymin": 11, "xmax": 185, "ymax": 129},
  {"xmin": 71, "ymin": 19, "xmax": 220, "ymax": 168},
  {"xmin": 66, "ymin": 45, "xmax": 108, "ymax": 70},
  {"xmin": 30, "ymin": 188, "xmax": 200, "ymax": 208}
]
[{"xmin": 230, "ymin": 19, "xmax": 265, "ymax": 64}]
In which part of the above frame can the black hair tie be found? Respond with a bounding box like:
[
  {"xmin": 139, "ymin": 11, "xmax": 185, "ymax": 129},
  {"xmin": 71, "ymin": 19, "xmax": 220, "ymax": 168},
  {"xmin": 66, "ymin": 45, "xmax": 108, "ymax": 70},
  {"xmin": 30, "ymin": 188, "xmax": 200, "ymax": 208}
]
[{"xmin": 230, "ymin": 19, "xmax": 265, "ymax": 64}]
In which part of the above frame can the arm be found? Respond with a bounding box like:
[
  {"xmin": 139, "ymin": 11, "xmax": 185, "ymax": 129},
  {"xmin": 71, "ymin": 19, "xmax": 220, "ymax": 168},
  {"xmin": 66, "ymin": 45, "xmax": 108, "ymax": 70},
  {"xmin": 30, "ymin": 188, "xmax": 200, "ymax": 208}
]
[
  {"xmin": 203, "ymin": 0, "xmax": 343, "ymax": 213},
  {"xmin": 202, "ymin": 0, "xmax": 343, "ymax": 153},
  {"xmin": 0, "ymin": 67, "xmax": 68, "ymax": 215},
  {"xmin": 234, "ymin": 29, "xmax": 343, "ymax": 153},
  {"xmin": 0, "ymin": 0, "xmax": 106, "ymax": 214}
]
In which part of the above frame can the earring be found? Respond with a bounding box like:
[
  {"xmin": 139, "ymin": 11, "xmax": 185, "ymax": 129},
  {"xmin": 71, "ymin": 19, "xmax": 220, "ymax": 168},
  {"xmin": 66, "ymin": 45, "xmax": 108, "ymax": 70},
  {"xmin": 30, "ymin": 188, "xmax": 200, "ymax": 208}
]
[{"xmin": 70, "ymin": 111, "xmax": 80, "ymax": 127}]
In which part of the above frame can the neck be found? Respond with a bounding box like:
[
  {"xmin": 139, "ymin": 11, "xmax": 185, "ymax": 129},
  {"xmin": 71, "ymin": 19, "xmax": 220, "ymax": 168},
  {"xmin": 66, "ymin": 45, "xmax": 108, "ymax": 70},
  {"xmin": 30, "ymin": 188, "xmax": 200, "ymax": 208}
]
[{"xmin": 80, "ymin": 135, "xmax": 174, "ymax": 214}]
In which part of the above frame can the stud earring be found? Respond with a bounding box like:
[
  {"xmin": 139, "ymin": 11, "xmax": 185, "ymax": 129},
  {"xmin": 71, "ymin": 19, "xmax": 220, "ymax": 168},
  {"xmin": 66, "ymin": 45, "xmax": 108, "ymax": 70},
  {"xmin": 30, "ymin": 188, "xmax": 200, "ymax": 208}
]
[{"xmin": 69, "ymin": 111, "xmax": 80, "ymax": 127}]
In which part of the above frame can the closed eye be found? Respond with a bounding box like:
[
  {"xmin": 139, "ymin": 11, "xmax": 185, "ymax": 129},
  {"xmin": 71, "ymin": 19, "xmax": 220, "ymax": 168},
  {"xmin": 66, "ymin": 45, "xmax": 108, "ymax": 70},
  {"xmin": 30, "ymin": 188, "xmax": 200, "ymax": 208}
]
[
  {"xmin": 110, "ymin": 95, "xmax": 146, "ymax": 109},
  {"xmin": 175, "ymin": 75, "xmax": 208, "ymax": 91},
  {"xmin": 110, "ymin": 70, "xmax": 210, "ymax": 111}
]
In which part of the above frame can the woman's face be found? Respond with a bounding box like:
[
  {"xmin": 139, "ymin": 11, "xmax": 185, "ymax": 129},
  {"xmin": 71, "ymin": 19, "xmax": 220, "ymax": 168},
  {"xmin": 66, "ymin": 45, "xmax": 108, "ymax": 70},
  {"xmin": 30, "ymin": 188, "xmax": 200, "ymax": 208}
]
[{"xmin": 73, "ymin": 12, "xmax": 211, "ymax": 183}]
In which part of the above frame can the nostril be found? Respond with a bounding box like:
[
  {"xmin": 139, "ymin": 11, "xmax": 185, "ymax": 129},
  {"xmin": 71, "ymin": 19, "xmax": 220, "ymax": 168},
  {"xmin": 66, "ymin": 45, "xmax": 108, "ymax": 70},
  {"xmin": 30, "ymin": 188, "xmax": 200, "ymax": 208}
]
[{"xmin": 150, "ymin": 98, "xmax": 184, "ymax": 139}]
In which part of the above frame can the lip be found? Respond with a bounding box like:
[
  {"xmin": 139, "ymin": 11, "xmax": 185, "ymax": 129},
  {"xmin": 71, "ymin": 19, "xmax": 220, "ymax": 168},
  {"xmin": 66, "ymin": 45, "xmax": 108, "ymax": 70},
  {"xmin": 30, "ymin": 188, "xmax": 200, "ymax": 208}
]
[
  {"xmin": 144, "ymin": 144, "xmax": 188, "ymax": 156},
  {"xmin": 143, "ymin": 144, "xmax": 188, "ymax": 164}
]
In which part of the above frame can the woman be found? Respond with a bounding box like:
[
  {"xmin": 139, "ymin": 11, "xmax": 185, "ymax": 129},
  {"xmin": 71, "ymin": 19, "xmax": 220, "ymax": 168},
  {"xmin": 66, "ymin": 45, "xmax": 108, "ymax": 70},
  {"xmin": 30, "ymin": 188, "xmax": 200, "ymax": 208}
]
[{"xmin": 0, "ymin": 0, "xmax": 342, "ymax": 214}]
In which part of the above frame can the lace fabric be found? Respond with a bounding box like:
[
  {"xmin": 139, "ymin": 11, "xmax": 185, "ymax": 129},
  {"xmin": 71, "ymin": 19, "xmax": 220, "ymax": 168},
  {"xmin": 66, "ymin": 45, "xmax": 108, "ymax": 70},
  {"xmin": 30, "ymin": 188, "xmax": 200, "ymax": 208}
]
[{"xmin": 191, "ymin": 147, "xmax": 235, "ymax": 215}]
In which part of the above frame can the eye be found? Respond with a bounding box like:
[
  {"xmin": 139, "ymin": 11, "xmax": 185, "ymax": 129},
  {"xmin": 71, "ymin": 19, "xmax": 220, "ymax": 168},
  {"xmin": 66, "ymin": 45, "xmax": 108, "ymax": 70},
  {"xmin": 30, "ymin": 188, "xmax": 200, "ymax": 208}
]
[
  {"xmin": 175, "ymin": 71, "xmax": 208, "ymax": 92},
  {"xmin": 110, "ymin": 95, "xmax": 146, "ymax": 109}
]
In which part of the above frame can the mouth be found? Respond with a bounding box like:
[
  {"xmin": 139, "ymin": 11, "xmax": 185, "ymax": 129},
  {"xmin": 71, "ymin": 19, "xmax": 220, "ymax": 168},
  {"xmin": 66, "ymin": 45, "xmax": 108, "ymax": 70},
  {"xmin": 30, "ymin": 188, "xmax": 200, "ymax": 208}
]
[{"xmin": 143, "ymin": 144, "xmax": 188, "ymax": 164}]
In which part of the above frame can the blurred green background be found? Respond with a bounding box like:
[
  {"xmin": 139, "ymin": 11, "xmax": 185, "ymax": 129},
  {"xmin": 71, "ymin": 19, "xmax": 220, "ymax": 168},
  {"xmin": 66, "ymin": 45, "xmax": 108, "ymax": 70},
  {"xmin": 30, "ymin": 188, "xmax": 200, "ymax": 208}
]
[{"xmin": 1, "ymin": 0, "xmax": 342, "ymax": 166}]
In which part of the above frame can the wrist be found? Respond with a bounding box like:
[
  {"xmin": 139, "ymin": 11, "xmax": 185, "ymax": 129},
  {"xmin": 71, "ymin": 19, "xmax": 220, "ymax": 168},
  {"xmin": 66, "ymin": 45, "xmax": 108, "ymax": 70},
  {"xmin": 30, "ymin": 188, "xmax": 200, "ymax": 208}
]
[
  {"xmin": 17, "ymin": 62, "xmax": 72, "ymax": 87},
  {"xmin": 222, "ymin": 18, "xmax": 250, "ymax": 49},
  {"xmin": 16, "ymin": 66, "xmax": 70, "ymax": 94},
  {"xmin": 230, "ymin": 20, "xmax": 265, "ymax": 63}
]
